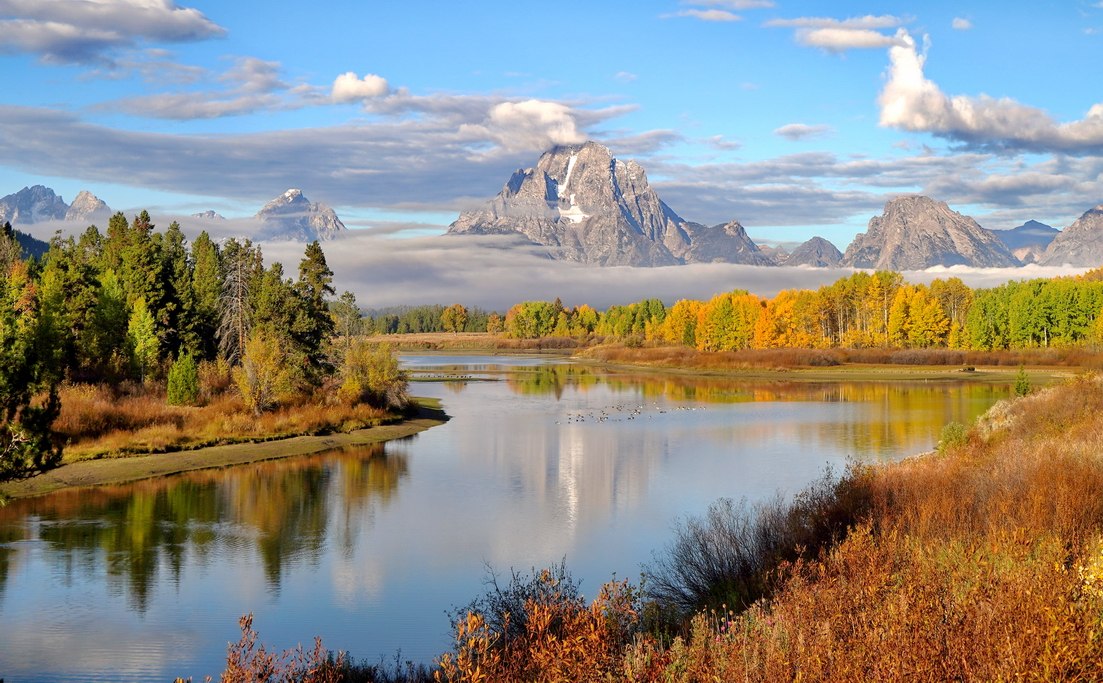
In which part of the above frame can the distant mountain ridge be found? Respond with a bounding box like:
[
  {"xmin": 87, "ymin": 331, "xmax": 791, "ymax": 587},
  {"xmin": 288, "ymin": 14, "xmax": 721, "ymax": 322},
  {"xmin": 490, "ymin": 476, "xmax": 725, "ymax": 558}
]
[
  {"xmin": 448, "ymin": 141, "xmax": 773, "ymax": 266},
  {"xmin": 0, "ymin": 185, "xmax": 346, "ymax": 243},
  {"xmin": 994, "ymin": 220, "xmax": 1058, "ymax": 264},
  {"xmin": 1039, "ymin": 206, "xmax": 1103, "ymax": 266}
]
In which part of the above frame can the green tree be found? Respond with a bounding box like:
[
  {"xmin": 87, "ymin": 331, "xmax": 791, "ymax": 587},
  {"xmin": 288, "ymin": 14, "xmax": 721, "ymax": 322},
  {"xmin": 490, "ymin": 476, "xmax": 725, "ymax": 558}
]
[
  {"xmin": 167, "ymin": 353, "xmax": 200, "ymax": 406},
  {"xmin": 293, "ymin": 241, "xmax": 336, "ymax": 382},
  {"xmin": 1, "ymin": 261, "xmax": 62, "ymax": 479},
  {"xmin": 128, "ymin": 296, "xmax": 159, "ymax": 383},
  {"xmin": 190, "ymin": 231, "xmax": 222, "ymax": 361}
]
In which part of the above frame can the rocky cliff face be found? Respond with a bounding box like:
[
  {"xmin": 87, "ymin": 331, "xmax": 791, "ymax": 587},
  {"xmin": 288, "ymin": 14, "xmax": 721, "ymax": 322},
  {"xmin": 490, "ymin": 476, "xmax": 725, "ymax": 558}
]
[
  {"xmin": 64, "ymin": 190, "xmax": 112, "ymax": 224},
  {"xmin": 842, "ymin": 196, "xmax": 1020, "ymax": 270},
  {"xmin": 784, "ymin": 236, "xmax": 843, "ymax": 267},
  {"xmin": 448, "ymin": 141, "xmax": 771, "ymax": 267},
  {"xmin": 0, "ymin": 185, "xmax": 69, "ymax": 224},
  {"xmin": 192, "ymin": 210, "xmax": 226, "ymax": 220},
  {"xmin": 1038, "ymin": 206, "xmax": 1103, "ymax": 267},
  {"xmin": 255, "ymin": 189, "xmax": 346, "ymax": 241}
]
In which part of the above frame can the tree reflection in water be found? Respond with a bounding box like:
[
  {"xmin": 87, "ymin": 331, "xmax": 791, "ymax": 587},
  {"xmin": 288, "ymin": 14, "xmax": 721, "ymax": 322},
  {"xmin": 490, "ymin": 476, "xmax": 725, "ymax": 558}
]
[{"xmin": 0, "ymin": 444, "xmax": 409, "ymax": 608}]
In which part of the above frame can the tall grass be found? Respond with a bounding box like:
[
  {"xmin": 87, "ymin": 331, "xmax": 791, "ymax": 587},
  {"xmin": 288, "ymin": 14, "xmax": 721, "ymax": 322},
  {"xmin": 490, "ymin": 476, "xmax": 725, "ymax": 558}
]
[{"xmin": 55, "ymin": 382, "xmax": 393, "ymax": 460}]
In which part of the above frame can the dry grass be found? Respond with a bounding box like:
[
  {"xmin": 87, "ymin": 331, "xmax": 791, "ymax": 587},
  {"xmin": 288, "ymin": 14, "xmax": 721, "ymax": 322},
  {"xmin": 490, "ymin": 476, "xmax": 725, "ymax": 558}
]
[{"xmin": 56, "ymin": 382, "xmax": 393, "ymax": 461}]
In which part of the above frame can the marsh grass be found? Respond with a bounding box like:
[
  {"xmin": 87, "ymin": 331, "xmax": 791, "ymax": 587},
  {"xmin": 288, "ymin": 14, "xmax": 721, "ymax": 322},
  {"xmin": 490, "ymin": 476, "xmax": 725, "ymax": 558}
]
[{"xmin": 56, "ymin": 382, "xmax": 392, "ymax": 460}]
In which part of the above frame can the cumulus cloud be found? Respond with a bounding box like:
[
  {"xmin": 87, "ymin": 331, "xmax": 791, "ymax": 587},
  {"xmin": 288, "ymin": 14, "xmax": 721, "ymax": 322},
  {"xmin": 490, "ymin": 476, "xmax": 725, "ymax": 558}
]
[
  {"xmin": 459, "ymin": 99, "xmax": 585, "ymax": 152},
  {"xmin": 774, "ymin": 123, "xmax": 833, "ymax": 140},
  {"xmin": 331, "ymin": 71, "xmax": 390, "ymax": 102},
  {"xmin": 0, "ymin": 0, "xmax": 225, "ymax": 64},
  {"xmin": 951, "ymin": 17, "xmax": 972, "ymax": 30},
  {"xmin": 878, "ymin": 31, "xmax": 1103, "ymax": 153}
]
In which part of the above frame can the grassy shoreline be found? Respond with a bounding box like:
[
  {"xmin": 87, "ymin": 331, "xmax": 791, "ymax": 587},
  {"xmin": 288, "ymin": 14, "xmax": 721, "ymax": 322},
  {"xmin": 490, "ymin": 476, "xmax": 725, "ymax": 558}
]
[{"xmin": 0, "ymin": 399, "xmax": 448, "ymax": 501}]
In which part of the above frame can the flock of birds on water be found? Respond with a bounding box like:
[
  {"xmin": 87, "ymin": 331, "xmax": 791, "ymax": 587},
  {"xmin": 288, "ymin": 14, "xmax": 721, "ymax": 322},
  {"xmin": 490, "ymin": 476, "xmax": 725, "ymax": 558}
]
[{"xmin": 555, "ymin": 403, "xmax": 701, "ymax": 425}]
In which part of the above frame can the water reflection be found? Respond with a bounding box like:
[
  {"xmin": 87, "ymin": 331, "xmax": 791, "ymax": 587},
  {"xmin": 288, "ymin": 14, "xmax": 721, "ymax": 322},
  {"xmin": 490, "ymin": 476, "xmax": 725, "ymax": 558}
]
[{"xmin": 0, "ymin": 445, "xmax": 408, "ymax": 608}]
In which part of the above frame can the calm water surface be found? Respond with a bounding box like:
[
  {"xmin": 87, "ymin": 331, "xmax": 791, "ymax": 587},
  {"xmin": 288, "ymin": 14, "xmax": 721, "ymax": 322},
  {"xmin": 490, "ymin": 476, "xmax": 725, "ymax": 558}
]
[{"xmin": 0, "ymin": 356, "xmax": 1012, "ymax": 681}]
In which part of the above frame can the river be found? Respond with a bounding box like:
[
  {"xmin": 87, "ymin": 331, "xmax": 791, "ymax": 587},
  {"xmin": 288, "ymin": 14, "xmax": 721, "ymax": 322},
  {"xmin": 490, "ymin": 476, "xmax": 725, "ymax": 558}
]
[{"xmin": 0, "ymin": 355, "xmax": 1012, "ymax": 681}]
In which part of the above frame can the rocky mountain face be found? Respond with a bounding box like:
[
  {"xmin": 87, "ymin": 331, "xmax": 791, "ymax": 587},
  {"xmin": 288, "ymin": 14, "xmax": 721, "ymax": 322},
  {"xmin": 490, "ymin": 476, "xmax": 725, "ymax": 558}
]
[
  {"xmin": 255, "ymin": 189, "xmax": 346, "ymax": 242},
  {"xmin": 785, "ymin": 236, "xmax": 843, "ymax": 267},
  {"xmin": 1039, "ymin": 206, "xmax": 1103, "ymax": 267},
  {"xmin": 842, "ymin": 196, "xmax": 1020, "ymax": 270},
  {"xmin": 448, "ymin": 141, "xmax": 771, "ymax": 267},
  {"xmin": 0, "ymin": 185, "xmax": 69, "ymax": 224},
  {"xmin": 994, "ymin": 220, "xmax": 1058, "ymax": 264},
  {"xmin": 64, "ymin": 190, "xmax": 112, "ymax": 224}
]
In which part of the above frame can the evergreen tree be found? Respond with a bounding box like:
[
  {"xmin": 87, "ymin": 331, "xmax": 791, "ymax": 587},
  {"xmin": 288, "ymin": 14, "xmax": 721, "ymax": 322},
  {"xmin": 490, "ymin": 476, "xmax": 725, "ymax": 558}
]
[
  {"xmin": 190, "ymin": 231, "xmax": 222, "ymax": 361},
  {"xmin": 1, "ymin": 261, "xmax": 62, "ymax": 479},
  {"xmin": 160, "ymin": 221, "xmax": 195, "ymax": 359},
  {"xmin": 293, "ymin": 241, "xmax": 336, "ymax": 382}
]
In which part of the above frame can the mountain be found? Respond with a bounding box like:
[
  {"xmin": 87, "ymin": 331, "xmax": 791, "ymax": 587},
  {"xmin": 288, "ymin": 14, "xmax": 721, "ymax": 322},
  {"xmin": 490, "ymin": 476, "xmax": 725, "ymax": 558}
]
[
  {"xmin": 1038, "ymin": 205, "xmax": 1103, "ymax": 267},
  {"xmin": 842, "ymin": 196, "xmax": 1020, "ymax": 270},
  {"xmin": 192, "ymin": 210, "xmax": 226, "ymax": 220},
  {"xmin": 64, "ymin": 190, "xmax": 112, "ymax": 224},
  {"xmin": 0, "ymin": 185, "xmax": 68, "ymax": 224},
  {"xmin": 993, "ymin": 220, "xmax": 1058, "ymax": 264},
  {"xmin": 681, "ymin": 220, "xmax": 775, "ymax": 265},
  {"xmin": 447, "ymin": 141, "xmax": 771, "ymax": 267},
  {"xmin": 785, "ymin": 236, "xmax": 843, "ymax": 267},
  {"xmin": 254, "ymin": 189, "xmax": 346, "ymax": 241}
]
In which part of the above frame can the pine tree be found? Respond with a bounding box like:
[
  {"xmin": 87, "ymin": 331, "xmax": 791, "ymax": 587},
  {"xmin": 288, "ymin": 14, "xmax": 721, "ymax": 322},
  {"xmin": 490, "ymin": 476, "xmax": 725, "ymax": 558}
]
[{"xmin": 190, "ymin": 231, "xmax": 222, "ymax": 361}]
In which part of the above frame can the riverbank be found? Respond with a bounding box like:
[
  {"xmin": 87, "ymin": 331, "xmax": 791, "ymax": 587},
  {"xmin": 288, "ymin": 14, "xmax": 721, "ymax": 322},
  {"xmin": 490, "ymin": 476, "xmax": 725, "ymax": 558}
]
[{"xmin": 0, "ymin": 400, "xmax": 448, "ymax": 500}]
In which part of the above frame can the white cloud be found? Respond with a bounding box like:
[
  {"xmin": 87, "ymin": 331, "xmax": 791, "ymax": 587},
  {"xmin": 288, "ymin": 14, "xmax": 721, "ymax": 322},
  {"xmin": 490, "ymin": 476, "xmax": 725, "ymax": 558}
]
[
  {"xmin": 765, "ymin": 15, "xmax": 904, "ymax": 30},
  {"xmin": 774, "ymin": 123, "xmax": 833, "ymax": 140},
  {"xmin": 795, "ymin": 27, "xmax": 909, "ymax": 52},
  {"xmin": 951, "ymin": 17, "xmax": 972, "ymax": 30},
  {"xmin": 107, "ymin": 56, "xmax": 310, "ymax": 119},
  {"xmin": 459, "ymin": 99, "xmax": 585, "ymax": 152},
  {"xmin": 614, "ymin": 71, "xmax": 638, "ymax": 82},
  {"xmin": 0, "ymin": 0, "xmax": 224, "ymax": 64},
  {"xmin": 670, "ymin": 9, "xmax": 742, "ymax": 21},
  {"xmin": 766, "ymin": 15, "xmax": 908, "ymax": 52},
  {"xmin": 689, "ymin": 0, "xmax": 774, "ymax": 8},
  {"xmin": 878, "ymin": 30, "xmax": 1103, "ymax": 153},
  {"xmin": 332, "ymin": 71, "xmax": 390, "ymax": 103}
]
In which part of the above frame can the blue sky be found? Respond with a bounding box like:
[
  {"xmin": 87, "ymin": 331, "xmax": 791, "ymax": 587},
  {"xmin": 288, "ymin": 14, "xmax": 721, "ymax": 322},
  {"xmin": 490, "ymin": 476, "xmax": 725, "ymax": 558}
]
[{"xmin": 2, "ymin": 0, "xmax": 1103, "ymax": 250}]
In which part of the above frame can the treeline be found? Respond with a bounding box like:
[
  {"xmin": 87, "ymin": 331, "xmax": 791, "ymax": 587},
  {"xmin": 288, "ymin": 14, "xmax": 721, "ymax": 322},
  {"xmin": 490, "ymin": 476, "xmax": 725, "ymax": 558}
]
[
  {"xmin": 364, "ymin": 304, "xmax": 493, "ymax": 335},
  {"xmin": 0, "ymin": 213, "xmax": 404, "ymax": 479},
  {"xmin": 501, "ymin": 270, "xmax": 1103, "ymax": 351}
]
